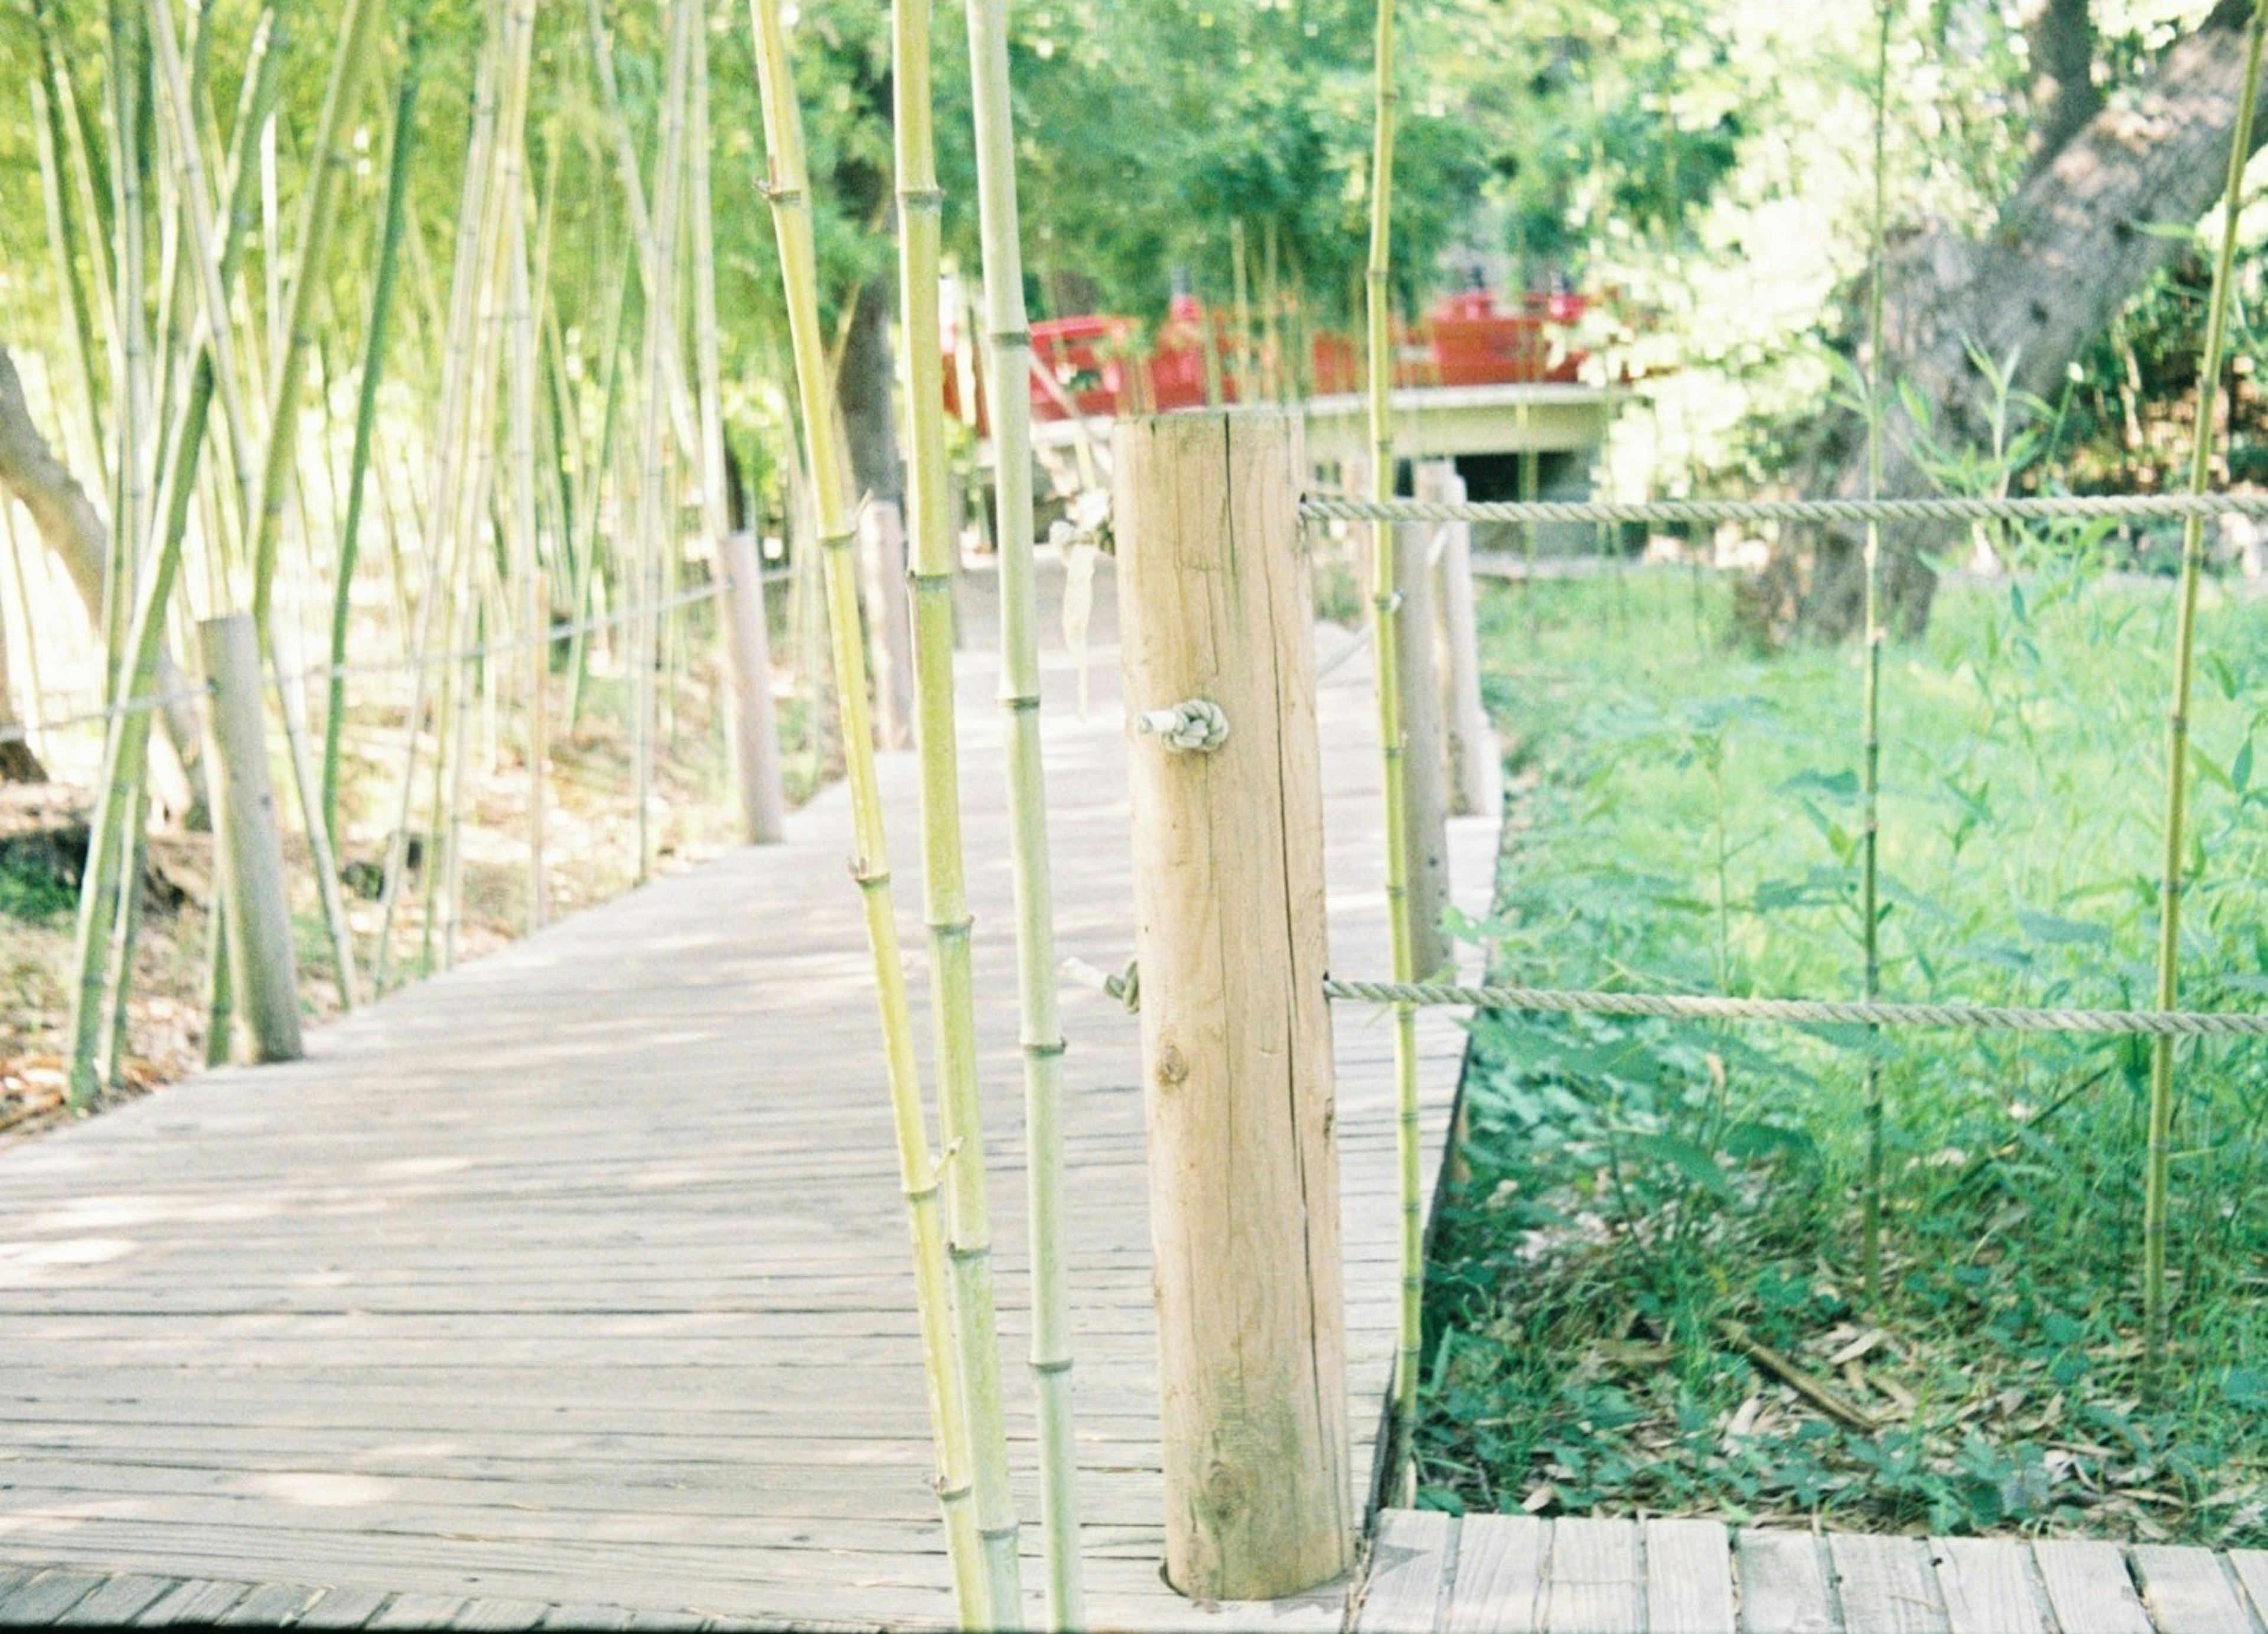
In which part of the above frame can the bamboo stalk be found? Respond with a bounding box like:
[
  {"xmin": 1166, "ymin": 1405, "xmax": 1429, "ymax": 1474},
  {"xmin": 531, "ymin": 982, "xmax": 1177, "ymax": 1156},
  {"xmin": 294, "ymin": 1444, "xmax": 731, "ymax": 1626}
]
[
  {"xmin": 691, "ymin": 18, "xmax": 786, "ymax": 844},
  {"xmin": 500, "ymin": 0, "xmax": 546, "ymax": 929},
  {"xmin": 2142, "ymin": 2, "xmax": 2264, "ymax": 1392},
  {"xmin": 326, "ymin": 12, "xmax": 427, "ymax": 855},
  {"xmin": 632, "ymin": 0, "xmax": 695, "ymax": 886},
  {"xmin": 747, "ymin": 1, "xmax": 989, "ymax": 1619},
  {"xmin": 377, "ymin": 17, "xmax": 505, "ymax": 992},
  {"xmin": 1859, "ymin": 0, "xmax": 1891, "ymax": 1301},
  {"xmin": 896, "ymin": 0, "xmax": 1024, "ymax": 1625},
  {"xmin": 963, "ymin": 0, "xmax": 1081, "ymax": 1620},
  {"xmin": 31, "ymin": 77, "xmax": 109, "ymax": 497},
  {"xmin": 1362, "ymin": 0, "xmax": 1423, "ymax": 1492}
]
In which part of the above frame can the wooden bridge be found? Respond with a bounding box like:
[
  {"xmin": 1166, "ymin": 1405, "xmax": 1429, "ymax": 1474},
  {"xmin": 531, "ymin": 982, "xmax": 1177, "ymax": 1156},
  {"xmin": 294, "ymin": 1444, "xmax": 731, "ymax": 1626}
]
[
  {"xmin": 8, "ymin": 545, "xmax": 2268, "ymax": 1630},
  {"xmin": 0, "ymin": 567, "xmax": 1491, "ymax": 1630}
]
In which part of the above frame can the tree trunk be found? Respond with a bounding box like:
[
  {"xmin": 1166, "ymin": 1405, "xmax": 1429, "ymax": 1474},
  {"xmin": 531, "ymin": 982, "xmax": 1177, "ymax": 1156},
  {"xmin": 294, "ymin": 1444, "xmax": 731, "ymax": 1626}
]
[
  {"xmin": 837, "ymin": 276, "xmax": 914, "ymax": 748},
  {"xmin": 0, "ymin": 345, "xmax": 201, "ymax": 809},
  {"xmin": 1774, "ymin": 0, "xmax": 2262, "ymax": 642}
]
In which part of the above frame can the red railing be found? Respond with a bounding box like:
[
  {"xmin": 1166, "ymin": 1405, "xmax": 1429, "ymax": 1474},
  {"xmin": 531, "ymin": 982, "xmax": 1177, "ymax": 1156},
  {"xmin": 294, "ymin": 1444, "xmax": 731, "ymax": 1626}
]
[{"xmin": 944, "ymin": 288, "xmax": 1597, "ymax": 431}]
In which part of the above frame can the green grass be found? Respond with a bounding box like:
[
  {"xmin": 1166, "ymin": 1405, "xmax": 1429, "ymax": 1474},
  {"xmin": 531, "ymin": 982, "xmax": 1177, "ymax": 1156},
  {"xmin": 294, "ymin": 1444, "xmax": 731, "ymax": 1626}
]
[{"xmin": 1420, "ymin": 561, "xmax": 2268, "ymax": 1546}]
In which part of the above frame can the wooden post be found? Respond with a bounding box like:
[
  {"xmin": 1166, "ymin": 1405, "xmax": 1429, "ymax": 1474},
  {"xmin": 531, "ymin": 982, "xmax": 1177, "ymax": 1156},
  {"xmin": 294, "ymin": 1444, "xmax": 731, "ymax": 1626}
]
[
  {"xmin": 1392, "ymin": 513, "xmax": 1452, "ymax": 982},
  {"xmin": 1419, "ymin": 460, "xmax": 1500, "ymax": 821},
  {"xmin": 721, "ymin": 531, "xmax": 787, "ymax": 842},
  {"xmin": 200, "ymin": 612, "xmax": 302, "ymax": 1063},
  {"xmin": 1113, "ymin": 406, "xmax": 1353, "ymax": 1602}
]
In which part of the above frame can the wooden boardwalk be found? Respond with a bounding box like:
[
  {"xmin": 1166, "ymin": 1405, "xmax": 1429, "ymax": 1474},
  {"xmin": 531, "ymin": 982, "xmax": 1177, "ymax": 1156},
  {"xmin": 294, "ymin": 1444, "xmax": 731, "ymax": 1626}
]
[
  {"xmin": 1356, "ymin": 1511, "xmax": 2268, "ymax": 1634},
  {"xmin": 0, "ymin": 574, "xmax": 1492, "ymax": 1630}
]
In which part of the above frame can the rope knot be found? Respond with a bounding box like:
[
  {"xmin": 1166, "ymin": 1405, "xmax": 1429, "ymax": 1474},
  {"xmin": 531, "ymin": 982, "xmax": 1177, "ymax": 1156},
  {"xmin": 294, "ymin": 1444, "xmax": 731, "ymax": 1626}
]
[{"xmin": 1136, "ymin": 699, "xmax": 1230, "ymax": 754}]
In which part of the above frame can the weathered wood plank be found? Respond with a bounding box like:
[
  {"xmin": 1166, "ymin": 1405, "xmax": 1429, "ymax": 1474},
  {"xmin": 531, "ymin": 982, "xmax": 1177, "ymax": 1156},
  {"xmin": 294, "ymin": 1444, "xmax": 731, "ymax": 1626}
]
[
  {"xmin": 2129, "ymin": 1546, "xmax": 2257, "ymax": 1634},
  {"xmin": 1830, "ymin": 1534, "xmax": 1946, "ymax": 1634},
  {"xmin": 2231, "ymin": 1553, "xmax": 2268, "ymax": 1626},
  {"xmin": 210, "ymin": 1583, "xmax": 335, "ymax": 1626},
  {"xmin": 1734, "ymin": 1531, "xmax": 1834, "ymax": 1634},
  {"xmin": 1356, "ymin": 1509, "xmax": 1454, "ymax": 1633},
  {"xmin": 0, "ymin": 1569, "xmax": 105, "ymax": 1622},
  {"xmin": 445, "ymin": 1598, "xmax": 556, "ymax": 1632},
  {"xmin": 362, "ymin": 1591, "xmax": 472, "ymax": 1629},
  {"xmin": 1542, "ymin": 1517, "xmax": 1643, "ymax": 1634},
  {"xmin": 1442, "ymin": 1513, "xmax": 1543, "ymax": 1634},
  {"xmin": 1645, "ymin": 1519, "xmax": 1734, "ymax": 1634},
  {"xmin": 51, "ymin": 1573, "xmax": 178, "ymax": 1626},
  {"xmin": 1930, "ymin": 1538, "xmax": 2047, "ymax": 1634},
  {"xmin": 132, "ymin": 1577, "xmax": 252, "ymax": 1625},
  {"xmin": 2031, "ymin": 1540, "xmax": 2150, "ymax": 1634}
]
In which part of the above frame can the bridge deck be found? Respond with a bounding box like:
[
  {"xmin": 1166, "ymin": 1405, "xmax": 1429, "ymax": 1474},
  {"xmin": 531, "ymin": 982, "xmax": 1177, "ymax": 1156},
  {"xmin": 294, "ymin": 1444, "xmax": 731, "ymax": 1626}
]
[{"xmin": 0, "ymin": 582, "xmax": 1492, "ymax": 1630}]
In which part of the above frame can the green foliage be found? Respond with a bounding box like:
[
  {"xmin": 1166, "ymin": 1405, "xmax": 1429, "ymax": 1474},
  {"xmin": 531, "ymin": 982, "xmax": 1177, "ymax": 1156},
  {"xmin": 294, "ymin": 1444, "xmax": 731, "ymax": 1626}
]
[{"xmin": 1424, "ymin": 569, "xmax": 2268, "ymax": 1545}]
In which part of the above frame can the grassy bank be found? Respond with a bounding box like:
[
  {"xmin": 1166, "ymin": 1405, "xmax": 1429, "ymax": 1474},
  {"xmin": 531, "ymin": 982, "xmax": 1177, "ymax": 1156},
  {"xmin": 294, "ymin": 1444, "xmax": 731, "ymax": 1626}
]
[{"xmin": 1420, "ymin": 561, "xmax": 2268, "ymax": 1546}]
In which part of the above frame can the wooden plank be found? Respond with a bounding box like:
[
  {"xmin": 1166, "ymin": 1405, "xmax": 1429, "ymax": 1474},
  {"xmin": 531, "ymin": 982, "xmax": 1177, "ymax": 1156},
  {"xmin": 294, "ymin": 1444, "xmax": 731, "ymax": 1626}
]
[
  {"xmin": 2129, "ymin": 1546, "xmax": 2257, "ymax": 1634},
  {"xmin": 1542, "ymin": 1517, "xmax": 1642, "ymax": 1634},
  {"xmin": 133, "ymin": 1577, "xmax": 253, "ymax": 1625},
  {"xmin": 0, "ymin": 1568, "xmax": 105, "ymax": 1622},
  {"xmin": 1645, "ymin": 1519, "xmax": 1735, "ymax": 1634},
  {"xmin": 538, "ymin": 1607, "xmax": 632, "ymax": 1632},
  {"xmin": 1930, "ymin": 1538, "xmax": 2047, "ymax": 1634},
  {"xmin": 1357, "ymin": 1509, "xmax": 1454, "ymax": 1633},
  {"xmin": 295, "ymin": 1586, "xmax": 406, "ymax": 1628},
  {"xmin": 364, "ymin": 1592, "xmax": 473, "ymax": 1629},
  {"xmin": 2232, "ymin": 1554, "xmax": 2268, "ymax": 1626},
  {"xmin": 446, "ymin": 1600, "xmax": 556, "ymax": 1632},
  {"xmin": 1831, "ymin": 1535, "xmax": 1946, "ymax": 1634},
  {"xmin": 1735, "ymin": 1531, "xmax": 1835, "ymax": 1634},
  {"xmin": 53, "ymin": 1573, "xmax": 178, "ymax": 1625},
  {"xmin": 214, "ymin": 1583, "xmax": 328, "ymax": 1625},
  {"xmin": 2032, "ymin": 1541, "xmax": 2150, "ymax": 1634},
  {"xmin": 1442, "ymin": 1513, "xmax": 1543, "ymax": 1634}
]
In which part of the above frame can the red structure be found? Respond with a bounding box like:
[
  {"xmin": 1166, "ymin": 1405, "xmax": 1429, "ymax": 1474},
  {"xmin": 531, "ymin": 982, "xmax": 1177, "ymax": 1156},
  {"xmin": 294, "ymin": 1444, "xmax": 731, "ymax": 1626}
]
[{"xmin": 944, "ymin": 286, "xmax": 1597, "ymax": 432}]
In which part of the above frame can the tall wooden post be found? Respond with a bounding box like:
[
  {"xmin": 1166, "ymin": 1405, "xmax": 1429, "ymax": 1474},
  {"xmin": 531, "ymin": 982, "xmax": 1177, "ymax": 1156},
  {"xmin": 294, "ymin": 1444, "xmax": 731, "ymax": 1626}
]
[
  {"xmin": 721, "ymin": 531, "xmax": 787, "ymax": 842},
  {"xmin": 1113, "ymin": 407, "xmax": 1353, "ymax": 1602},
  {"xmin": 200, "ymin": 612, "xmax": 302, "ymax": 1063},
  {"xmin": 1419, "ymin": 460, "xmax": 1500, "ymax": 821},
  {"xmin": 1392, "ymin": 514, "xmax": 1452, "ymax": 982}
]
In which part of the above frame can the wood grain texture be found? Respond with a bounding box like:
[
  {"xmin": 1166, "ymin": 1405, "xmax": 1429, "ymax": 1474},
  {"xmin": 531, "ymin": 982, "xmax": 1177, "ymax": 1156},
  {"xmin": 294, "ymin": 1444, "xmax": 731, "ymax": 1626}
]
[
  {"xmin": 1735, "ymin": 1532, "xmax": 1836, "ymax": 1634},
  {"xmin": 0, "ymin": 566, "xmax": 1494, "ymax": 1632},
  {"xmin": 1355, "ymin": 1509, "xmax": 1454, "ymax": 1633},
  {"xmin": 1645, "ymin": 1519, "xmax": 1733, "ymax": 1634},
  {"xmin": 1114, "ymin": 408, "xmax": 1352, "ymax": 1600},
  {"xmin": 1442, "ymin": 1513, "xmax": 1544, "ymax": 1634},
  {"xmin": 1930, "ymin": 1538, "xmax": 2047, "ymax": 1634},
  {"xmin": 2231, "ymin": 1554, "xmax": 2268, "ymax": 1626},
  {"xmin": 1542, "ymin": 1517, "xmax": 1643, "ymax": 1634},
  {"xmin": 2032, "ymin": 1539, "xmax": 2152, "ymax": 1634},
  {"xmin": 1829, "ymin": 1534, "xmax": 1946, "ymax": 1634},
  {"xmin": 2129, "ymin": 1545, "xmax": 2258, "ymax": 1634}
]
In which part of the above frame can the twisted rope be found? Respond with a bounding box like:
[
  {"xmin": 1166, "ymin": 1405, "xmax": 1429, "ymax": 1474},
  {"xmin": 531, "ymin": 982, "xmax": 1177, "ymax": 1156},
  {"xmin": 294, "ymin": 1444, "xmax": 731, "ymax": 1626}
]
[
  {"xmin": 1321, "ymin": 978, "xmax": 2268, "ymax": 1038},
  {"xmin": 1302, "ymin": 493, "xmax": 2268, "ymax": 528}
]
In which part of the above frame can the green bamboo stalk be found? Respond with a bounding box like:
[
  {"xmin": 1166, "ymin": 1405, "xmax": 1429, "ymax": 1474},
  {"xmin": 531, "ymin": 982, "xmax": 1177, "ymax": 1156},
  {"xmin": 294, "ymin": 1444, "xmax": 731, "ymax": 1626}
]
[
  {"xmin": 898, "ymin": 1, "xmax": 1025, "ymax": 1626},
  {"xmin": 30, "ymin": 77, "xmax": 109, "ymax": 497},
  {"xmin": 1363, "ymin": 0, "xmax": 1424, "ymax": 1490},
  {"xmin": 962, "ymin": 0, "xmax": 1081, "ymax": 1620},
  {"xmin": 565, "ymin": 240, "xmax": 633, "ymax": 732},
  {"xmin": 377, "ymin": 15, "xmax": 507, "ymax": 992},
  {"xmin": 249, "ymin": 0, "xmax": 383, "ymax": 634},
  {"xmin": 632, "ymin": 0, "xmax": 695, "ymax": 887},
  {"xmin": 2142, "ymin": 1, "xmax": 2264, "ymax": 1392},
  {"xmin": 505, "ymin": 34, "xmax": 548, "ymax": 932},
  {"xmin": 747, "ymin": 2, "xmax": 988, "ymax": 1620},
  {"xmin": 1859, "ymin": 0, "xmax": 1892, "ymax": 1302},
  {"xmin": 326, "ymin": 10, "xmax": 428, "ymax": 855}
]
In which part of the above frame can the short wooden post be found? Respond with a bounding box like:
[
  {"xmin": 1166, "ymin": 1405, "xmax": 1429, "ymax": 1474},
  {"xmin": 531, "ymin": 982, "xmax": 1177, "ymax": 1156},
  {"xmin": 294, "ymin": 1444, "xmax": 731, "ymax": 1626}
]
[
  {"xmin": 721, "ymin": 531, "xmax": 787, "ymax": 842},
  {"xmin": 1392, "ymin": 512, "xmax": 1452, "ymax": 982},
  {"xmin": 1419, "ymin": 460, "xmax": 1501, "ymax": 821},
  {"xmin": 1113, "ymin": 406, "xmax": 1353, "ymax": 1602},
  {"xmin": 199, "ymin": 613, "xmax": 302, "ymax": 1063}
]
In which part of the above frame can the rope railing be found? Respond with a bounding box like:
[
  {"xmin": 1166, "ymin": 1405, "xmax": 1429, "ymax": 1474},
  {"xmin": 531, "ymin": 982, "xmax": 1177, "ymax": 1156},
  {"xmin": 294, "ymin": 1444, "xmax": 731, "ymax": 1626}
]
[
  {"xmin": 1063, "ymin": 958, "xmax": 2268, "ymax": 1038},
  {"xmin": 1302, "ymin": 492, "xmax": 2268, "ymax": 528}
]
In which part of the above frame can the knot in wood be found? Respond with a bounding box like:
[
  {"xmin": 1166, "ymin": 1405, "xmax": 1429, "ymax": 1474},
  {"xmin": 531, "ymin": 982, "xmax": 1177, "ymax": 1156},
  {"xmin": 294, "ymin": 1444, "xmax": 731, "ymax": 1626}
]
[
  {"xmin": 1155, "ymin": 1041, "xmax": 1188, "ymax": 1088},
  {"xmin": 1136, "ymin": 698, "xmax": 1230, "ymax": 754}
]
